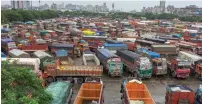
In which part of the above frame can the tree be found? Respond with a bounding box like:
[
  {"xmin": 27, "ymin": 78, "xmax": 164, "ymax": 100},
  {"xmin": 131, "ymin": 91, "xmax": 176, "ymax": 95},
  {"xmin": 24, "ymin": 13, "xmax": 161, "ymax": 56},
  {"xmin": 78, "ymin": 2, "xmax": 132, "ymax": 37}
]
[{"xmin": 1, "ymin": 61, "xmax": 52, "ymax": 104}]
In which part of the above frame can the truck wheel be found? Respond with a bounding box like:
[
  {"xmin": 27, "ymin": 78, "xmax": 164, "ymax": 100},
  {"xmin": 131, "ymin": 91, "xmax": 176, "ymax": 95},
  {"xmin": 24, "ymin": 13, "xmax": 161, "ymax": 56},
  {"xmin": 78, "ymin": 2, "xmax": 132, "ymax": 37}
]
[
  {"xmin": 172, "ymin": 71, "xmax": 176, "ymax": 78},
  {"xmin": 77, "ymin": 77, "xmax": 84, "ymax": 84},
  {"xmin": 133, "ymin": 72, "xmax": 138, "ymax": 78},
  {"xmin": 46, "ymin": 77, "xmax": 54, "ymax": 83},
  {"xmin": 67, "ymin": 77, "xmax": 74, "ymax": 83}
]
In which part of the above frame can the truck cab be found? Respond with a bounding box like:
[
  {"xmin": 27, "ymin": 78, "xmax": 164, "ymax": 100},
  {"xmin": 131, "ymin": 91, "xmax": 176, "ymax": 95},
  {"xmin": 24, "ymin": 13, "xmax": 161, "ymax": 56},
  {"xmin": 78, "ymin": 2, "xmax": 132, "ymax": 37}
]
[
  {"xmin": 196, "ymin": 64, "xmax": 202, "ymax": 80},
  {"xmin": 195, "ymin": 84, "xmax": 202, "ymax": 104},
  {"xmin": 152, "ymin": 58, "xmax": 167, "ymax": 75},
  {"xmin": 168, "ymin": 58, "xmax": 191, "ymax": 78}
]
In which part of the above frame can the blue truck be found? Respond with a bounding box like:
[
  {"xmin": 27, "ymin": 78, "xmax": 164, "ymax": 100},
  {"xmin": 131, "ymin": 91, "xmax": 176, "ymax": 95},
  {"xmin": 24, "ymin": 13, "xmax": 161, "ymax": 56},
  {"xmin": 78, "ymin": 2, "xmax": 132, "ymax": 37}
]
[{"xmin": 96, "ymin": 48, "xmax": 123, "ymax": 77}]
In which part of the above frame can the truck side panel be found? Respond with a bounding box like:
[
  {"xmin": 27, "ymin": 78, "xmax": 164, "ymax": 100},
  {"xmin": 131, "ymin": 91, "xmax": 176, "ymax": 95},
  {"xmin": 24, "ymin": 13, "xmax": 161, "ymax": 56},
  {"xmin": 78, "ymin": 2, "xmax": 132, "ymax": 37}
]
[
  {"xmin": 46, "ymin": 65, "xmax": 103, "ymax": 77},
  {"xmin": 74, "ymin": 83, "xmax": 103, "ymax": 104},
  {"xmin": 125, "ymin": 83, "xmax": 155, "ymax": 104},
  {"xmin": 20, "ymin": 44, "xmax": 48, "ymax": 51}
]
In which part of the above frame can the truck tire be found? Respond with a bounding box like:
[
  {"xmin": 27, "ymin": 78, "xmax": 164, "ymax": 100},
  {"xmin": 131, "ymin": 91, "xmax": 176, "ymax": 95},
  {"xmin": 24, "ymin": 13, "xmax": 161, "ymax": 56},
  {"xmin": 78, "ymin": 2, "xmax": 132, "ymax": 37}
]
[
  {"xmin": 77, "ymin": 77, "xmax": 84, "ymax": 84},
  {"xmin": 46, "ymin": 76, "xmax": 54, "ymax": 83},
  {"xmin": 67, "ymin": 77, "xmax": 74, "ymax": 83},
  {"xmin": 172, "ymin": 71, "xmax": 176, "ymax": 78}
]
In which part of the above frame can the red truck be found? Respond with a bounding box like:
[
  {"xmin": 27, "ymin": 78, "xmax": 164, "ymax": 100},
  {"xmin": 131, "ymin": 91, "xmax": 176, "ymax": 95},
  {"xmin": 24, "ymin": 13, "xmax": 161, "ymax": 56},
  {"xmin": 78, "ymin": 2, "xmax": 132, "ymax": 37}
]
[
  {"xmin": 165, "ymin": 85, "xmax": 195, "ymax": 104},
  {"xmin": 167, "ymin": 58, "xmax": 191, "ymax": 78}
]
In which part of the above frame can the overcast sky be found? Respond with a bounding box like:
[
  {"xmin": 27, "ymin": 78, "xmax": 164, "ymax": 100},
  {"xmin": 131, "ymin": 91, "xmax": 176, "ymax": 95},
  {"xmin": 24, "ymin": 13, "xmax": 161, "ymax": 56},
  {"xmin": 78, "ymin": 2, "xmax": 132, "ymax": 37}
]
[{"xmin": 1, "ymin": 0, "xmax": 202, "ymax": 12}]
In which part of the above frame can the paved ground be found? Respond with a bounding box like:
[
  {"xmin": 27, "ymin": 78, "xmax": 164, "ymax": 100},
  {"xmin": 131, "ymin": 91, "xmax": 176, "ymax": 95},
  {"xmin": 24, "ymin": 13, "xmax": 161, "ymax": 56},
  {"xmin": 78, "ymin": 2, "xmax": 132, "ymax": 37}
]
[
  {"xmin": 66, "ymin": 57, "xmax": 202, "ymax": 104},
  {"xmin": 69, "ymin": 72, "xmax": 201, "ymax": 104}
]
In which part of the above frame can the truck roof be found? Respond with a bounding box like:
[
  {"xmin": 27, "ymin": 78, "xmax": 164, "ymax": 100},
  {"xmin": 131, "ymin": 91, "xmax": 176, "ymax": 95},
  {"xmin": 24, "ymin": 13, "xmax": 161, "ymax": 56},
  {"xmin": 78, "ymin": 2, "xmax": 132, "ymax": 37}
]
[
  {"xmin": 179, "ymin": 51, "xmax": 202, "ymax": 61},
  {"xmin": 97, "ymin": 48, "xmax": 118, "ymax": 58},
  {"xmin": 152, "ymin": 45, "xmax": 176, "ymax": 48},
  {"xmin": 117, "ymin": 50, "xmax": 140, "ymax": 59}
]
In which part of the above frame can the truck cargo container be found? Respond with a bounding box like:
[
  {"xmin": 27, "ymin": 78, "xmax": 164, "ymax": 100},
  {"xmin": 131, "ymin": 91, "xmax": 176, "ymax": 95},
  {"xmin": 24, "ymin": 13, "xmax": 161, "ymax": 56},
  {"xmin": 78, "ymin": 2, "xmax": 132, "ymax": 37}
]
[
  {"xmin": 18, "ymin": 44, "xmax": 48, "ymax": 52},
  {"xmin": 46, "ymin": 81, "xmax": 73, "ymax": 104},
  {"xmin": 195, "ymin": 84, "xmax": 202, "ymax": 104},
  {"xmin": 104, "ymin": 43, "xmax": 128, "ymax": 54},
  {"xmin": 73, "ymin": 77, "xmax": 104, "ymax": 104},
  {"xmin": 137, "ymin": 48, "xmax": 167, "ymax": 76},
  {"xmin": 42, "ymin": 64, "xmax": 103, "ymax": 84},
  {"xmin": 116, "ymin": 50, "xmax": 152, "ymax": 78},
  {"xmin": 83, "ymin": 53, "xmax": 100, "ymax": 66},
  {"xmin": 165, "ymin": 85, "xmax": 195, "ymax": 104},
  {"xmin": 96, "ymin": 48, "xmax": 123, "ymax": 77},
  {"xmin": 120, "ymin": 78, "xmax": 155, "ymax": 104},
  {"xmin": 145, "ymin": 37, "xmax": 167, "ymax": 44},
  {"xmin": 135, "ymin": 39, "xmax": 158, "ymax": 50},
  {"xmin": 151, "ymin": 45, "xmax": 178, "ymax": 55}
]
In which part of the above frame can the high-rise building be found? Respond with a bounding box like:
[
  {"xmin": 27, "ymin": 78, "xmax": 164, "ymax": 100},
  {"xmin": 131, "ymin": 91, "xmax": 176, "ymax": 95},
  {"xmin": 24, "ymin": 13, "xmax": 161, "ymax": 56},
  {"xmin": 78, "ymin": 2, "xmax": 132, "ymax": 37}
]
[
  {"xmin": 160, "ymin": 0, "xmax": 166, "ymax": 13},
  {"xmin": 11, "ymin": 0, "xmax": 30, "ymax": 9}
]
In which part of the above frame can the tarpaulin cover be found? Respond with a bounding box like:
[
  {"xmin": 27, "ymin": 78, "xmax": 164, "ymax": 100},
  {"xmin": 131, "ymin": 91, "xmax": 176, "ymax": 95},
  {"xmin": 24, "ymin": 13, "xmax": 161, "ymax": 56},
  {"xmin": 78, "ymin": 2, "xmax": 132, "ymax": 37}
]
[
  {"xmin": 56, "ymin": 49, "xmax": 68, "ymax": 57},
  {"xmin": 40, "ymin": 57, "xmax": 55, "ymax": 70},
  {"xmin": 97, "ymin": 48, "xmax": 118, "ymax": 61},
  {"xmin": 116, "ymin": 50, "xmax": 140, "ymax": 63},
  {"xmin": 1, "ymin": 28, "xmax": 10, "ymax": 33},
  {"xmin": 1, "ymin": 38, "xmax": 14, "ymax": 43},
  {"xmin": 104, "ymin": 43, "xmax": 127, "ymax": 47},
  {"xmin": 46, "ymin": 81, "xmax": 72, "ymax": 104},
  {"xmin": 139, "ymin": 48, "xmax": 160, "ymax": 59},
  {"xmin": 1, "ymin": 52, "xmax": 6, "ymax": 58}
]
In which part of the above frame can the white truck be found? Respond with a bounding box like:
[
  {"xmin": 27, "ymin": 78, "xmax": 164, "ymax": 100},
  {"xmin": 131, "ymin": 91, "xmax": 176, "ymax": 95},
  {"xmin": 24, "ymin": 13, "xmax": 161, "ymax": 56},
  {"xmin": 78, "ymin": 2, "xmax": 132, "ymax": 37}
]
[
  {"xmin": 82, "ymin": 53, "xmax": 100, "ymax": 66},
  {"xmin": 178, "ymin": 51, "xmax": 202, "ymax": 75}
]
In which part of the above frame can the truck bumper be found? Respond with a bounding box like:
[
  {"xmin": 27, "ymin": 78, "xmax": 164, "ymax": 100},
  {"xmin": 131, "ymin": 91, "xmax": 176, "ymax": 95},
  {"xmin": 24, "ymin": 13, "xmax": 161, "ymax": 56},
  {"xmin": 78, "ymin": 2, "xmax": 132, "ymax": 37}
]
[{"xmin": 177, "ymin": 74, "xmax": 189, "ymax": 78}]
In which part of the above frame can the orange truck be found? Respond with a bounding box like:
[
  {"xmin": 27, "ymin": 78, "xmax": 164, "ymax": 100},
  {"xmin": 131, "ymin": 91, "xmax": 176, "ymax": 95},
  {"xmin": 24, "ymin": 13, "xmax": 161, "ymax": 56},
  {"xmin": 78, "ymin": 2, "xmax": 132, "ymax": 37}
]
[
  {"xmin": 73, "ymin": 77, "xmax": 104, "ymax": 104},
  {"xmin": 165, "ymin": 85, "xmax": 195, "ymax": 104},
  {"xmin": 120, "ymin": 78, "xmax": 155, "ymax": 104}
]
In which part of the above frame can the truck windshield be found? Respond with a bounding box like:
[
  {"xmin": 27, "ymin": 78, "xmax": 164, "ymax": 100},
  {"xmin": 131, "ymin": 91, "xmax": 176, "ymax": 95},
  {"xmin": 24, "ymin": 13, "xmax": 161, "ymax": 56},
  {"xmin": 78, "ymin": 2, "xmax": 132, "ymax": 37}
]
[
  {"xmin": 140, "ymin": 57, "xmax": 152, "ymax": 70},
  {"xmin": 110, "ymin": 62, "xmax": 122, "ymax": 69}
]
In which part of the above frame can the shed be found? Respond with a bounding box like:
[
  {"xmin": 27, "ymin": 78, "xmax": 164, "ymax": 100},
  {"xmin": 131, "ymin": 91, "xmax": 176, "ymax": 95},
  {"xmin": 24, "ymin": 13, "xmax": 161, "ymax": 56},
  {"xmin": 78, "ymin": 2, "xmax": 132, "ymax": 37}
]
[{"xmin": 8, "ymin": 49, "xmax": 30, "ymax": 58}]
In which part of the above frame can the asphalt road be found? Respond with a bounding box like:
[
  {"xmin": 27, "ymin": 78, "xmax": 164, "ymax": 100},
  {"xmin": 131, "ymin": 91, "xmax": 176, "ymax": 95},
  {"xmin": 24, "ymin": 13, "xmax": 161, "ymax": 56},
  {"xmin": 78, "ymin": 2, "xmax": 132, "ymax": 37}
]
[{"xmin": 69, "ymin": 71, "xmax": 201, "ymax": 104}]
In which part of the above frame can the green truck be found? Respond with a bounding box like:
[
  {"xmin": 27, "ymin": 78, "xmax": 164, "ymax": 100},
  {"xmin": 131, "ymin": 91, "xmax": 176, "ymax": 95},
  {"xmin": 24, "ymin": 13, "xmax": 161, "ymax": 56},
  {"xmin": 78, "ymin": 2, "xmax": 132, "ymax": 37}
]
[{"xmin": 116, "ymin": 50, "xmax": 152, "ymax": 78}]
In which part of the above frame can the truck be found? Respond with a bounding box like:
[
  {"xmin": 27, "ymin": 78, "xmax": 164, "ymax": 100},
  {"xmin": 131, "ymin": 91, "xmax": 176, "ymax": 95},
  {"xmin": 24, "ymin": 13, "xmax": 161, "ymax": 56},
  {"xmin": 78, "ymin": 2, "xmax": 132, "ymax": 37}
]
[
  {"xmin": 195, "ymin": 84, "xmax": 202, "ymax": 104},
  {"xmin": 1, "ymin": 38, "xmax": 17, "ymax": 53},
  {"xmin": 103, "ymin": 43, "xmax": 128, "ymax": 54},
  {"xmin": 144, "ymin": 37, "xmax": 167, "ymax": 44},
  {"xmin": 195, "ymin": 61, "xmax": 202, "ymax": 80},
  {"xmin": 167, "ymin": 58, "xmax": 191, "ymax": 78},
  {"xmin": 46, "ymin": 81, "xmax": 73, "ymax": 104},
  {"xmin": 165, "ymin": 85, "xmax": 195, "ymax": 104},
  {"xmin": 120, "ymin": 78, "xmax": 155, "ymax": 104},
  {"xmin": 178, "ymin": 51, "xmax": 202, "ymax": 76},
  {"xmin": 73, "ymin": 77, "xmax": 104, "ymax": 104},
  {"xmin": 137, "ymin": 48, "xmax": 167, "ymax": 76},
  {"xmin": 116, "ymin": 50, "xmax": 152, "ymax": 78},
  {"xmin": 42, "ymin": 62, "xmax": 103, "ymax": 84},
  {"xmin": 83, "ymin": 53, "xmax": 100, "ymax": 66},
  {"xmin": 96, "ymin": 48, "xmax": 123, "ymax": 77}
]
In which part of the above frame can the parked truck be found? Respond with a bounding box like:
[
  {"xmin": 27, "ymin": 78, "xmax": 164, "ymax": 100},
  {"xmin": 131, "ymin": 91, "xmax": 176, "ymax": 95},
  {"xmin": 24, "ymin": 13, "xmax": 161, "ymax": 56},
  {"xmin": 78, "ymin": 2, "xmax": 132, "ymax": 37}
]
[
  {"xmin": 18, "ymin": 44, "xmax": 48, "ymax": 52},
  {"xmin": 96, "ymin": 48, "xmax": 123, "ymax": 77},
  {"xmin": 137, "ymin": 48, "xmax": 167, "ymax": 76},
  {"xmin": 116, "ymin": 50, "xmax": 152, "ymax": 78},
  {"xmin": 195, "ymin": 84, "xmax": 202, "ymax": 104},
  {"xmin": 167, "ymin": 57, "xmax": 191, "ymax": 78},
  {"xmin": 73, "ymin": 77, "xmax": 104, "ymax": 104},
  {"xmin": 83, "ymin": 53, "xmax": 100, "ymax": 66},
  {"xmin": 1, "ymin": 38, "xmax": 17, "ymax": 53},
  {"xmin": 178, "ymin": 51, "xmax": 202, "ymax": 77},
  {"xmin": 165, "ymin": 85, "xmax": 195, "ymax": 104},
  {"xmin": 120, "ymin": 78, "xmax": 155, "ymax": 104}
]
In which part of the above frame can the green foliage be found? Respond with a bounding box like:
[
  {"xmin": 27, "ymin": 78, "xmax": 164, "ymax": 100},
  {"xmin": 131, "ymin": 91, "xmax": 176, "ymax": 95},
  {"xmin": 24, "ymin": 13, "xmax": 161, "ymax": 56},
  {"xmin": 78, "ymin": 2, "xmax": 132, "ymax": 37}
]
[
  {"xmin": 1, "ymin": 9, "xmax": 59, "ymax": 23},
  {"xmin": 1, "ymin": 61, "xmax": 52, "ymax": 104}
]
